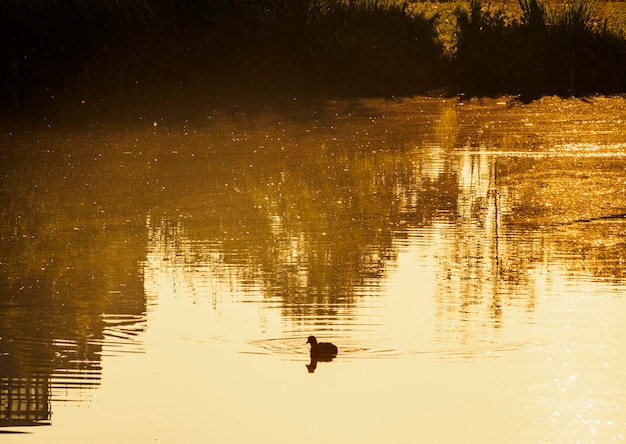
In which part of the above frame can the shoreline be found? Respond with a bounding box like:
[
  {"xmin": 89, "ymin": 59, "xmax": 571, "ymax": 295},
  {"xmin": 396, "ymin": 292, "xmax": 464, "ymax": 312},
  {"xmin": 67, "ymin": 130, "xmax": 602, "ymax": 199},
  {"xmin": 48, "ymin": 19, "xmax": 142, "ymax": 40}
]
[{"xmin": 2, "ymin": 0, "xmax": 625, "ymax": 123}]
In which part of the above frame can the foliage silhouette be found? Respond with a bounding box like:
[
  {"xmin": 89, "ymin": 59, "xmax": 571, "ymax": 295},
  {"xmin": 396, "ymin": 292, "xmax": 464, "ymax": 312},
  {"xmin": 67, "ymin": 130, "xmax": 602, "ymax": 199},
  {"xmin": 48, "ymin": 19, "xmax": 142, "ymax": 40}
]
[{"xmin": 0, "ymin": 0, "xmax": 625, "ymax": 118}]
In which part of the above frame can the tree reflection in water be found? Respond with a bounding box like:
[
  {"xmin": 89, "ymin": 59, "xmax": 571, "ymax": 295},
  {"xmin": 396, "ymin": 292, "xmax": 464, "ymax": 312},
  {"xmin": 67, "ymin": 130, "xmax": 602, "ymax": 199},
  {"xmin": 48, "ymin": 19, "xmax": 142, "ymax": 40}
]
[
  {"xmin": 139, "ymin": 97, "xmax": 626, "ymax": 342},
  {"xmin": 0, "ymin": 136, "xmax": 149, "ymax": 426}
]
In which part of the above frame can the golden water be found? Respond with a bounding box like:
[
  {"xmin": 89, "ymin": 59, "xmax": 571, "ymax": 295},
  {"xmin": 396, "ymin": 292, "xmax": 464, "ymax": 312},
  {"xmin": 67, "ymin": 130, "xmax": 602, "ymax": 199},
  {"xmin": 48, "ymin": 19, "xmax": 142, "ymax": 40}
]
[{"xmin": 1, "ymin": 96, "xmax": 625, "ymax": 442}]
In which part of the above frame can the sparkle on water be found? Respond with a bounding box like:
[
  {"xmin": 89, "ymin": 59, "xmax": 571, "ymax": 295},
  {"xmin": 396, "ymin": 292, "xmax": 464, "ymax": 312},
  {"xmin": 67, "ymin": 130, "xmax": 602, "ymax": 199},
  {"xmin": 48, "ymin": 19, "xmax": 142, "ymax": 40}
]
[{"xmin": 1, "ymin": 96, "xmax": 626, "ymax": 443}]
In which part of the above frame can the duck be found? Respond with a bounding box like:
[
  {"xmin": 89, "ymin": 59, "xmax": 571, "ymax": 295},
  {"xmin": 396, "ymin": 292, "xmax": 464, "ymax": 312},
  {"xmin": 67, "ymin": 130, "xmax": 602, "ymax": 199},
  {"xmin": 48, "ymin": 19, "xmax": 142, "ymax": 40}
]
[{"xmin": 306, "ymin": 335, "xmax": 338, "ymax": 356}]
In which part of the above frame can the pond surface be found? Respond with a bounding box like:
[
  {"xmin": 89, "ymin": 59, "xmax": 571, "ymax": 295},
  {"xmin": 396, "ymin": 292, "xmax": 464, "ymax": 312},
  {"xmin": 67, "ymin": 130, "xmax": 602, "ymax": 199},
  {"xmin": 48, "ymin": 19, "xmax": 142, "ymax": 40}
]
[{"xmin": 1, "ymin": 96, "xmax": 626, "ymax": 443}]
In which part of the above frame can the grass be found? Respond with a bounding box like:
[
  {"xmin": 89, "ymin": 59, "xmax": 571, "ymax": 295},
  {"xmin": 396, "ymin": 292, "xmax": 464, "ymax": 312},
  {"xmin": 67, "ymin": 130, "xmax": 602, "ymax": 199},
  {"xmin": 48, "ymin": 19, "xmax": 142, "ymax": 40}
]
[
  {"xmin": 453, "ymin": 0, "xmax": 626, "ymax": 96},
  {"xmin": 0, "ymin": 0, "xmax": 625, "ymax": 119},
  {"xmin": 305, "ymin": 1, "xmax": 444, "ymax": 94}
]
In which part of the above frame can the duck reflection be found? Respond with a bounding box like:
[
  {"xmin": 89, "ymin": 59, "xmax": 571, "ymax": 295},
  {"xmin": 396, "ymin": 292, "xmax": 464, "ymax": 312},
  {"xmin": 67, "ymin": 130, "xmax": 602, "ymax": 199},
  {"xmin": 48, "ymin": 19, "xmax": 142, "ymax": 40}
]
[{"xmin": 306, "ymin": 336, "xmax": 337, "ymax": 373}]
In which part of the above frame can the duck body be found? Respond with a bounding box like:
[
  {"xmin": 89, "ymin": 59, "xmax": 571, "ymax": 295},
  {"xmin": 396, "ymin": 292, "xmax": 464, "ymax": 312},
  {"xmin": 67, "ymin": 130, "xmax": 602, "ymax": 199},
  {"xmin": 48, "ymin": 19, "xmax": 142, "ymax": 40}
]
[{"xmin": 307, "ymin": 335, "xmax": 338, "ymax": 356}]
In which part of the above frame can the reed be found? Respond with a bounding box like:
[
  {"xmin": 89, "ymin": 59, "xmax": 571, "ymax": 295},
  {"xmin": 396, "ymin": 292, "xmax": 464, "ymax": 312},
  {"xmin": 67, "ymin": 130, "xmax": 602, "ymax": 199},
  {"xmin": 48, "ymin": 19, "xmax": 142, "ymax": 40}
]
[
  {"xmin": 453, "ymin": 0, "xmax": 516, "ymax": 93},
  {"xmin": 0, "ymin": 0, "xmax": 445, "ymax": 115},
  {"xmin": 520, "ymin": 0, "xmax": 597, "ymax": 30},
  {"xmin": 305, "ymin": 0, "xmax": 444, "ymax": 94},
  {"xmin": 453, "ymin": 0, "xmax": 626, "ymax": 96}
]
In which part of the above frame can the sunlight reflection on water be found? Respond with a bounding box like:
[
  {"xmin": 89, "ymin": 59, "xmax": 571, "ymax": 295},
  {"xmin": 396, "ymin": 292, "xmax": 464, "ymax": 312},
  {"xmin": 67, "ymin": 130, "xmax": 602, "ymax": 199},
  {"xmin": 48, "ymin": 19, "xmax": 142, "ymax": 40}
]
[{"xmin": 1, "ymin": 96, "xmax": 626, "ymax": 442}]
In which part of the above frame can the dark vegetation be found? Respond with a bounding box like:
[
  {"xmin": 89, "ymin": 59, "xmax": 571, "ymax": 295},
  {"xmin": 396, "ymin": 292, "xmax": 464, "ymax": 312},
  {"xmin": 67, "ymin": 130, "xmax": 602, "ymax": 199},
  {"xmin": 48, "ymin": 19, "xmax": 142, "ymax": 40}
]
[
  {"xmin": 1, "ymin": 0, "xmax": 625, "ymax": 119},
  {"xmin": 454, "ymin": 0, "xmax": 626, "ymax": 96}
]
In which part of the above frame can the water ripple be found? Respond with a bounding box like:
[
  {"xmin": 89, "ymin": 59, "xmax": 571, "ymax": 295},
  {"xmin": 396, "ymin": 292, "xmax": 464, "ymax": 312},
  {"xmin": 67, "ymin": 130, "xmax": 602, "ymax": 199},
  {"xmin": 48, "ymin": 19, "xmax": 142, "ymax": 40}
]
[{"xmin": 244, "ymin": 335, "xmax": 533, "ymax": 360}]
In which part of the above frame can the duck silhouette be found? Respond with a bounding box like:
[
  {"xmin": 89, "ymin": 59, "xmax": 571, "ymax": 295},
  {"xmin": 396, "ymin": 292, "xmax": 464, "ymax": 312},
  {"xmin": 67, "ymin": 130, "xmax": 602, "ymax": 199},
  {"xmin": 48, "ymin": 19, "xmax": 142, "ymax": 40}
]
[
  {"xmin": 306, "ymin": 336, "xmax": 338, "ymax": 373},
  {"xmin": 306, "ymin": 335, "xmax": 338, "ymax": 356}
]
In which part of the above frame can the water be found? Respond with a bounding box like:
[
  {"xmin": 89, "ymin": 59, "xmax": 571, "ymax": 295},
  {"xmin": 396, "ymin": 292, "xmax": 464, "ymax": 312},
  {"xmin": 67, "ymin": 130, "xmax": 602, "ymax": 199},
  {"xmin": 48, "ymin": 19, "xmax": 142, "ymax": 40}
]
[{"xmin": 1, "ymin": 96, "xmax": 626, "ymax": 442}]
